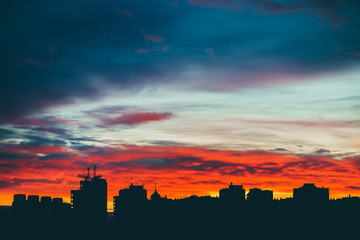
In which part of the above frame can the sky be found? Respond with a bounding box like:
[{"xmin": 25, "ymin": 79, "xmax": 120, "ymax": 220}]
[{"xmin": 1, "ymin": 0, "xmax": 360, "ymax": 210}]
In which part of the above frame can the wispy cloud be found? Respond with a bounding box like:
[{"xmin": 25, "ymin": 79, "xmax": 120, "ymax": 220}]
[
  {"xmin": 233, "ymin": 118, "xmax": 360, "ymax": 128},
  {"xmin": 114, "ymin": 7, "xmax": 134, "ymax": 18},
  {"xmin": 204, "ymin": 48, "xmax": 215, "ymax": 57},
  {"xmin": 145, "ymin": 34, "xmax": 165, "ymax": 43},
  {"xmin": 135, "ymin": 46, "xmax": 169, "ymax": 54}
]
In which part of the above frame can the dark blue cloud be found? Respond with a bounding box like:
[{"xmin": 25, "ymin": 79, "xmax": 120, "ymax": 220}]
[
  {"xmin": 0, "ymin": 180, "xmax": 20, "ymax": 189},
  {"xmin": 38, "ymin": 153, "xmax": 74, "ymax": 161},
  {"xmin": 0, "ymin": 178, "xmax": 61, "ymax": 189},
  {"xmin": 21, "ymin": 135, "xmax": 67, "ymax": 146},
  {"xmin": 30, "ymin": 127, "xmax": 69, "ymax": 135},
  {"xmin": 0, "ymin": 129, "xmax": 14, "ymax": 135},
  {"xmin": 108, "ymin": 155, "xmax": 279, "ymax": 175},
  {"xmin": 0, "ymin": 128, "xmax": 15, "ymax": 140},
  {"xmin": 0, "ymin": 153, "xmax": 31, "ymax": 161},
  {"xmin": 1, "ymin": 0, "xmax": 360, "ymax": 122}
]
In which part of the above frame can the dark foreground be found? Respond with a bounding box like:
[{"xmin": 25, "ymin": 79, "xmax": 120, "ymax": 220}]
[{"xmin": 1, "ymin": 200, "xmax": 359, "ymax": 240}]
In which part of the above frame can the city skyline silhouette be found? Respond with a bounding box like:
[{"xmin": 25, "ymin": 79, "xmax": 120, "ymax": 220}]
[
  {"xmin": 1, "ymin": 164, "xmax": 360, "ymax": 209},
  {"xmin": 1, "ymin": 166, "xmax": 359, "ymax": 239},
  {"xmin": 6, "ymin": 166, "xmax": 360, "ymax": 210}
]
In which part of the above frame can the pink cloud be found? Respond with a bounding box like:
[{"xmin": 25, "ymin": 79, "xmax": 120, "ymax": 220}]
[
  {"xmin": 140, "ymin": 28, "xmax": 165, "ymax": 43},
  {"xmin": 136, "ymin": 46, "xmax": 169, "ymax": 54},
  {"xmin": 114, "ymin": 7, "xmax": 134, "ymax": 18},
  {"xmin": 145, "ymin": 34, "xmax": 165, "ymax": 43},
  {"xmin": 204, "ymin": 48, "xmax": 215, "ymax": 57},
  {"xmin": 136, "ymin": 49, "xmax": 148, "ymax": 54},
  {"xmin": 99, "ymin": 112, "xmax": 174, "ymax": 126}
]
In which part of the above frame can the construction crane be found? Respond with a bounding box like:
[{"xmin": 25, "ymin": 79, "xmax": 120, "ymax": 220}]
[{"xmin": 78, "ymin": 167, "xmax": 91, "ymax": 181}]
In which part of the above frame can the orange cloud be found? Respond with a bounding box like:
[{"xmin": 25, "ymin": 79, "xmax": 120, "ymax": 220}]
[{"xmin": 0, "ymin": 145, "xmax": 359, "ymax": 210}]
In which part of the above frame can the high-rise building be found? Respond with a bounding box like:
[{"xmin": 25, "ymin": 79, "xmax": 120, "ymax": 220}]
[
  {"xmin": 293, "ymin": 183, "xmax": 329, "ymax": 203},
  {"xmin": 219, "ymin": 182, "xmax": 245, "ymax": 202},
  {"xmin": 113, "ymin": 183, "xmax": 147, "ymax": 222},
  {"xmin": 71, "ymin": 165, "xmax": 107, "ymax": 221}
]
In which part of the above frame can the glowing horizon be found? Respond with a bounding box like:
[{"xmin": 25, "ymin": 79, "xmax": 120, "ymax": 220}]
[{"xmin": 1, "ymin": 144, "xmax": 359, "ymax": 211}]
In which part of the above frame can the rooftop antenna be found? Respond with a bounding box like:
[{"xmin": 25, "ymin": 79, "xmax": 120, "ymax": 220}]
[{"xmin": 93, "ymin": 165, "xmax": 102, "ymax": 179}]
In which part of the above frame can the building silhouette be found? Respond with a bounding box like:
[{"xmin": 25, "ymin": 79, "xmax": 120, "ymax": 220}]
[
  {"xmin": 247, "ymin": 188, "xmax": 273, "ymax": 202},
  {"xmin": 150, "ymin": 183, "xmax": 161, "ymax": 201},
  {"xmin": 11, "ymin": 194, "xmax": 70, "ymax": 221},
  {"xmin": 113, "ymin": 183, "xmax": 147, "ymax": 222},
  {"xmin": 40, "ymin": 196, "xmax": 52, "ymax": 206},
  {"xmin": 219, "ymin": 182, "xmax": 245, "ymax": 202},
  {"xmin": 4, "ymin": 180, "xmax": 360, "ymax": 239},
  {"xmin": 218, "ymin": 182, "xmax": 246, "ymax": 217},
  {"xmin": 71, "ymin": 165, "xmax": 107, "ymax": 221},
  {"xmin": 293, "ymin": 183, "xmax": 329, "ymax": 204},
  {"xmin": 11, "ymin": 194, "xmax": 26, "ymax": 219},
  {"xmin": 39, "ymin": 196, "xmax": 51, "ymax": 219},
  {"xmin": 246, "ymin": 188, "xmax": 274, "ymax": 226}
]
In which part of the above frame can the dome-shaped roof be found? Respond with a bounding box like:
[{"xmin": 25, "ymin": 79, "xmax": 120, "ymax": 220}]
[{"xmin": 151, "ymin": 184, "xmax": 161, "ymax": 200}]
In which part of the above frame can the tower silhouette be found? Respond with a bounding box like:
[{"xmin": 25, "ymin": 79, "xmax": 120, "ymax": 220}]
[
  {"xmin": 150, "ymin": 183, "xmax": 161, "ymax": 201},
  {"xmin": 71, "ymin": 165, "xmax": 107, "ymax": 221}
]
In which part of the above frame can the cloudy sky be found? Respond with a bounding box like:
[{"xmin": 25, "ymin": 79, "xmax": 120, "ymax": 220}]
[{"xmin": 1, "ymin": 0, "xmax": 360, "ymax": 209}]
